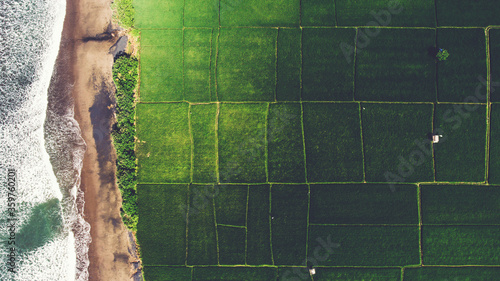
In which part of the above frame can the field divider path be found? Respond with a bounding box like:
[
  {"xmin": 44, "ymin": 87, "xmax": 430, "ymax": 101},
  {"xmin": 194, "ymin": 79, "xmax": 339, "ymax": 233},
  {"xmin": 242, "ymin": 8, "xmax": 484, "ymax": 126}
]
[
  {"xmin": 245, "ymin": 185, "xmax": 250, "ymax": 265},
  {"xmin": 215, "ymin": 28, "xmax": 221, "ymax": 101},
  {"xmin": 358, "ymin": 103, "xmax": 366, "ymax": 182},
  {"xmin": 304, "ymin": 184, "xmax": 311, "ymax": 264},
  {"xmin": 188, "ymin": 104, "xmax": 194, "ymax": 183},
  {"xmin": 485, "ymin": 27, "xmax": 492, "ymax": 183},
  {"xmin": 265, "ymin": 103, "xmax": 270, "ymax": 183},
  {"xmin": 212, "ymin": 191, "xmax": 220, "ymax": 265},
  {"xmin": 274, "ymin": 28, "xmax": 279, "ymax": 102},
  {"xmin": 182, "ymin": 28, "xmax": 186, "ymax": 101},
  {"xmin": 215, "ymin": 102, "xmax": 220, "ymax": 183},
  {"xmin": 185, "ymin": 184, "xmax": 191, "ymax": 266},
  {"xmin": 208, "ymin": 28, "xmax": 215, "ymax": 102},
  {"xmin": 300, "ymin": 102, "xmax": 308, "ymax": 183},
  {"xmin": 417, "ymin": 184, "xmax": 423, "ymax": 266},
  {"xmin": 352, "ymin": 28, "xmax": 358, "ymax": 101},
  {"xmin": 431, "ymin": 103, "xmax": 436, "ymax": 182},
  {"xmin": 269, "ymin": 185, "xmax": 275, "ymax": 265}
]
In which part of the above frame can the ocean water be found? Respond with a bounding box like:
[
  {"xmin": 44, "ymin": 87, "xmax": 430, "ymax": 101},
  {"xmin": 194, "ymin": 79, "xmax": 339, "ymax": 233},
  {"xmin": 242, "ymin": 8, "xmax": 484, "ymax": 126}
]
[{"xmin": 0, "ymin": 1, "xmax": 90, "ymax": 280}]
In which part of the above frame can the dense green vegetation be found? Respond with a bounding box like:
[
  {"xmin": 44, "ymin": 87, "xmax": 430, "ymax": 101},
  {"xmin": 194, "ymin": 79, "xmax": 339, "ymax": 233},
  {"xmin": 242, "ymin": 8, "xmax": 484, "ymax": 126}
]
[
  {"xmin": 111, "ymin": 0, "xmax": 135, "ymax": 29},
  {"xmin": 112, "ymin": 55, "xmax": 138, "ymax": 231}
]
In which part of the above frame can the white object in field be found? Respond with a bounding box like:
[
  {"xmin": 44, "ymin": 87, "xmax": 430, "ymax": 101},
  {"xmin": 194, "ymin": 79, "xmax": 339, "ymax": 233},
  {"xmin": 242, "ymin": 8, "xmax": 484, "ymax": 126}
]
[
  {"xmin": 432, "ymin": 134, "xmax": 443, "ymax": 143},
  {"xmin": 309, "ymin": 268, "xmax": 316, "ymax": 275}
]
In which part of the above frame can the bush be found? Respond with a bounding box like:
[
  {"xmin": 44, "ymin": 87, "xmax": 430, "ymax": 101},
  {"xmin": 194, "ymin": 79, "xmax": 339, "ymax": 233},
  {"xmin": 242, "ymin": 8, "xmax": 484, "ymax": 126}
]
[
  {"xmin": 112, "ymin": 55, "xmax": 139, "ymax": 231},
  {"xmin": 436, "ymin": 49, "xmax": 450, "ymax": 61}
]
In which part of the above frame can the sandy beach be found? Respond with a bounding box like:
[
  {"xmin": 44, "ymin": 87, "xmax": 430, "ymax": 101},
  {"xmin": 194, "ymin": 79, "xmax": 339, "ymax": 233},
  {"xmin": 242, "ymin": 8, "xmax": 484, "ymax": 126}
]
[{"xmin": 49, "ymin": 0, "xmax": 137, "ymax": 280}]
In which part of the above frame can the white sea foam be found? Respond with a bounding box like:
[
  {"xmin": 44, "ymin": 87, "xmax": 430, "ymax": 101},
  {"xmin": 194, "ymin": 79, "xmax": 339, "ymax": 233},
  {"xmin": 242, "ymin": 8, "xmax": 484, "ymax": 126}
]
[{"xmin": 0, "ymin": 0, "xmax": 90, "ymax": 280}]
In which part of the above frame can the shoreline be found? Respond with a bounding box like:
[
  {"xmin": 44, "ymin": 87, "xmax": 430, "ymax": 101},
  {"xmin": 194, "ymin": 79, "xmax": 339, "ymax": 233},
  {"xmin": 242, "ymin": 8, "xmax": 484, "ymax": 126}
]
[{"xmin": 50, "ymin": 0, "xmax": 137, "ymax": 280}]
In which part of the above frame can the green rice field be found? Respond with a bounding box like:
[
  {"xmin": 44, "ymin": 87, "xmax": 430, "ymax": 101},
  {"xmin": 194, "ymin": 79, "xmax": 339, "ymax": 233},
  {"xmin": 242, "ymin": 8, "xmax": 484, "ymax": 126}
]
[{"xmin": 133, "ymin": 0, "xmax": 500, "ymax": 280}]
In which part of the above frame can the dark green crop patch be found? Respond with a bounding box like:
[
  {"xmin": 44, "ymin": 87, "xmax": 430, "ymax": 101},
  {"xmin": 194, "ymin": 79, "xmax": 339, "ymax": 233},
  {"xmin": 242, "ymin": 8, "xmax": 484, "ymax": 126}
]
[
  {"xmin": 301, "ymin": 0, "xmax": 336, "ymax": 26},
  {"xmin": 336, "ymin": 0, "xmax": 435, "ymax": 27},
  {"xmin": 355, "ymin": 29, "xmax": 436, "ymax": 102},
  {"xmin": 303, "ymin": 103, "xmax": 363, "ymax": 182},
  {"xmin": 421, "ymin": 184, "xmax": 500, "ymax": 225},
  {"xmin": 192, "ymin": 267, "xmax": 278, "ymax": 280},
  {"xmin": 271, "ymin": 184, "xmax": 308, "ymax": 265},
  {"xmin": 362, "ymin": 103, "xmax": 434, "ymax": 183},
  {"xmin": 302, "ymin": 28, "xmax": 356, "ymax": 101},
  {"xmin": 489, "ymin": 104, "xmax": 500, "ymax": 183},
  {"xmin": 309, "ymin": 183, "xmax": 418, "ymax": 224},
  {"xmin": 311, "ymin": 267, "xmax": 401, "ymax": 281},
  {"xmin": 434, "ymin": 104, "xmax": 486, "ymax": 182},
  {"xmin": 404, "ymin": 267, "xmax": 500, "ymax": 281},
  {"xmin": 246, "ymin": 185, "xmax": 272, "ymax": 265},
  {"xmin": 307, "ymin": 225, "xmax": 420, "ymax": 266},
  {"xmin": 437, "ymin": 28, "xmax": 487, "ymax": 102},
  {"xmin": 137, "ymin": 184, "xmax": 188, "ymax": 265},
  {"xmin": 436, "ymin": 0, "xmax": 500, "ymax": 27},
  {"xmin": 214, "ymin": 185, "xmax": 248, "ymax": 226},
  {"xmin": 217, "ymin": 225, "xmax": 246, "ymax": 265},
  {"xmin": 267, "ymin": 103, "xmax": 305, "ymax": 183},
  {"xmin": 422, "ymin": 226, "xmax": 500, "ymax": 265}
]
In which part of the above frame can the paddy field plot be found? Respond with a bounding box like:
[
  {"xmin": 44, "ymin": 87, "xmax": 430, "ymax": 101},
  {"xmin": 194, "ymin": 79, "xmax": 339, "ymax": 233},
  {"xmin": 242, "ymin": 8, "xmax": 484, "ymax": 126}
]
[
  {"xmin": 335, "ymin": 0, "xmax": 436, "ymax": 27},
  {"xmin": 490, "ymin": 28, "xmax": 500, "ymax": 102},
  {"xmin": 434, "ymin": 104, "xmax": 487, "ymax": 182},
  {"xmin": 309, "ymin": 268, "xmax": 401, "ymax": 281},
  {"xmin": 361, "ymin": 103, "xmax": 434, "ymax": 183},
  {"xmin": 489, "ymin": 104, "xmax": 500, "ymax": 183},
  {"xmin": 355, "ymin": 29, "xmax": 436, "ymax": 102},
  {"xmin": 404, "ymin": 267, "xmax": 500, "ymax": 281},
  {"xmin": 302, "ymin": 103, "xmax": 363, "ymax": 182},
  {"xmin": 436, "ymin": 0, "xmax": 500, "ymax": 27}
]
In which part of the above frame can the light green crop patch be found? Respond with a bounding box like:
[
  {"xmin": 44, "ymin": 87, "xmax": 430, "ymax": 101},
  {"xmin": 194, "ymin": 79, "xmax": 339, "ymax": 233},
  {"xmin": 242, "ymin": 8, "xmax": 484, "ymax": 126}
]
[
  {"xmin": 220, "ymin": 0, "xmax": 300, "ymax": 27},
  {"xmin": 137, "ymin": 184, "xmax": 188, "ymax": 265},
  {"xmin": 184, "ymin": 29, "xmax": 213, "ymax": 102},
  {"xmin": 217, "ymin": 28, "xmax": 277, "ymax": 101},
  {"xmin": 136, "ymin": 103, "xmax": 190, "ymax": 183},
  {"xmin": 140, "ymin": 30, "xmax": 183, "ymax": 102},
  {"xmin": 184, "ymin": 0, "xmax": 219, "ymax": 27},
  {"xmin": 134, "ymin": 0, "xmax": 183, "ymax": 28},
  {"xmin": 218, "ymin": 103, "xmax": 267, "ymax": 182},
  {"xmin": 301, "ymin": 0, "xmax": 336, "ymax": 26}
]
